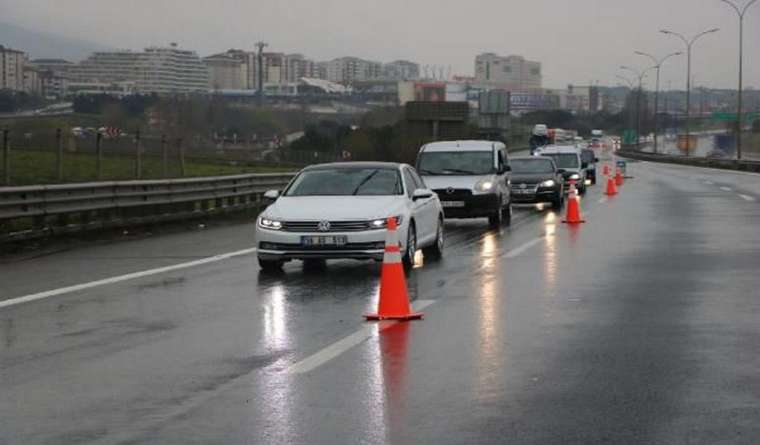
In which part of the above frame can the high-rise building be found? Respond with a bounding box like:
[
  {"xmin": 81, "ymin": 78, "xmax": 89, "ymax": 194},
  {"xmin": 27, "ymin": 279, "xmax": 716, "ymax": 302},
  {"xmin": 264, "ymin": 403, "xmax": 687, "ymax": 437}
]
[
  {"xmin": 203, "ymin": 52, "xmax": 247, "ymax": 90},
  {"xmin": 70, "ymin": 44, "xmax": 209, "ymax": 94},
  {"xmin": 474, "ymin": 53, "xmax": 542, "ymax": 90},
  {"xmin": 283, "ymin": 54, "xmax": 318, "ymax": 83},
  {"xmin": 326, "ymin": 57, "xmax": 382, "ymax": 85},
  {"xmin": 382, "ymin": 60, "xmax": 420, "ymax": 81},
  {"xmin": 0, "ymin": 45, "xmax": 26, "ymax": 91}
]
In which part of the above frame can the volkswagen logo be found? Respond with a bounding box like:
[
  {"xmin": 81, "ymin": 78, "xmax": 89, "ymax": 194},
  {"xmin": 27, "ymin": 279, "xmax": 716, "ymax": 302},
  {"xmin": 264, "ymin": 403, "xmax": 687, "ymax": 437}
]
[
  {"xmin": 520, "ymin": 183, "xmax": 527, "ymax": 189},
  {"xmin": 446, "ymin": 187, "xmax": 456, "ymax": 195},
  {"xmin": 317, "ymin": 220, "xmax": 331, "ymax": 232}
]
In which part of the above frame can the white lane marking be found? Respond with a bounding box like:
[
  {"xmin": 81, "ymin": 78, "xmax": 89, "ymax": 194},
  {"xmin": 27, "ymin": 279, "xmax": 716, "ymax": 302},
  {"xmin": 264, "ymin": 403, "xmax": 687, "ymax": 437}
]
[
  {"xmin": 289, "ymin": 299, "xmax": 437, "ymax": 375},
  {"xmin": 720, "ymin": 186, "xmax": 733, "ymax": 192},
  {"xmin": 599, "ymin": 197, "xmax": 608, "ymax": 204},
  {"xmin": 704, "ymin": 180, "xmax": 715, "ymax": 185},
  {"xmin": 0, "ymin": 248, "xmax": 258, "ymax": 310},
  {"xmin": 739, "ymin": 194, "xmax": 756, "ymax": 202},
  {"xmin": 502, "ymin": 237, "xmax": 544, "ymax": 259}
]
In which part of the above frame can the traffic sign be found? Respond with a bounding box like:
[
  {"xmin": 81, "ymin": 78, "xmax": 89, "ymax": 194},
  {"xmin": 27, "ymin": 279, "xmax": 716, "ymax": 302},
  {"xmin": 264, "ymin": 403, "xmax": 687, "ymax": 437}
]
[{"xmin": 711, "ymin": 111, "xmax": 760, "ymax": 122}]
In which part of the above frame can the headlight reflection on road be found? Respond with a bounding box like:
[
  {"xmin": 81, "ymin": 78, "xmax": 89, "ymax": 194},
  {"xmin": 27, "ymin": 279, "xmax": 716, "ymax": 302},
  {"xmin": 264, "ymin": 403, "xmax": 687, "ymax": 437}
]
[
  {"xmin": 263, "ymin": 284, "xmax": 290, "ymax": 350},
  {"xmin": 543, "ymin": 212, "xmax": 558, "ymax": 297},
  {"xmin": 476, "ymin": 233, "xmax": 503, "ymax": 396}
]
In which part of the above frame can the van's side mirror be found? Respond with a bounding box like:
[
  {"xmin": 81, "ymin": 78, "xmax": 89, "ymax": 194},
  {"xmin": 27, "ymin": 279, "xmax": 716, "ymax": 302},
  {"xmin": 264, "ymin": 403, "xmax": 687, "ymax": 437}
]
[
  {"xmin": 263, "ymin": 190, "xmax": 280, "ymax": 200},
  {"xmin": 594, "ymin": 157, "xmax": 600, "ymax": 163},
  {"xmin": 499, "ymin": 165, "xmax": 511, "ymax": 174},
  {"xmin": 581, "ymin": 162, "xmax": 589, "ymax": 169},
  {"xmin": 557, "ymin": 169, "xmax": 566, "ymax": 174}
]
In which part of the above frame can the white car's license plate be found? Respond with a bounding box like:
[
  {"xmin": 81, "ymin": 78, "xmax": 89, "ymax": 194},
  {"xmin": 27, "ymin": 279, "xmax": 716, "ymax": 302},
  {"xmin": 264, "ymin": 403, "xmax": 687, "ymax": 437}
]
[
  {"xmin": 442, "ymin": 201, "xmax": 466, "ymax": 208},
  {"xmin": 301, "ymin": 236, "xmax": 348, "ymax": 246}
]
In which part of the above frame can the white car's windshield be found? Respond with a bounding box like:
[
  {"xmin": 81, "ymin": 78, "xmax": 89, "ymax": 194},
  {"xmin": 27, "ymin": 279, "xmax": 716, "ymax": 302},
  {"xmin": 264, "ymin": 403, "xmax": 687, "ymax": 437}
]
[
  {"xmin": 285, "ymin": 168, "xmax": 403, "ymax": 196},
  {"xmin": 511, "ymin": 159, "xmax": 555, "ymax": 174},
  {"xmin": 542, "ymin": 154, "xmax": 579, "ymax": 169},
  {"xmin": 418, "ymin": 151, "xmax": 495, "ymax": 175}
]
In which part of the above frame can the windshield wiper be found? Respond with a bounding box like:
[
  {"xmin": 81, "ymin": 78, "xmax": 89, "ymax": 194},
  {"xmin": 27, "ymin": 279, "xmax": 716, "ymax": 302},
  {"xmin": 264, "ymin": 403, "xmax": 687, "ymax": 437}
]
[
  {"xmin": 351, "ymin": 170, "xmax": 380, "ymax": 195},
  {"xmin": 442, "ymin": 168, "xmax": 477, "ymax": 175},
  {"xmin": 418, "ymin": 169, "xmax": 440, "ymax": 175}
]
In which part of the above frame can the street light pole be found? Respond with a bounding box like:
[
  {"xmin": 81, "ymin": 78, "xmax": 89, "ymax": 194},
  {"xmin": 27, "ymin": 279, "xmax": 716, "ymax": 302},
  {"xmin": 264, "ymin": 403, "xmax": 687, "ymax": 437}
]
[
  {"xmin": 621, "ymin": 66, "xmax": 655, "ymax": 148},
  {"xmin": 661, "ymin": 28, "xmax": 719, "ymax": 156},
  {"xmin": 616, "ymin": 75, "xmax": 636, "ymax": 141},
  {"xmin": 634, "ymin": 51, "xmax": 682, "ymax": 154},
  {"xmin": 719, "ymin": 0, "xmax": 758, "ymax": 160}
]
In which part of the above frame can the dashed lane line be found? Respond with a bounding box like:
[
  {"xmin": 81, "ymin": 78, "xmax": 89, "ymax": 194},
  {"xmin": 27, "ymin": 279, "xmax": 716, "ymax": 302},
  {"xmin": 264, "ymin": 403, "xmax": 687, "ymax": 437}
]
[
  {"xmin": 739, "ymin": 194, "xmax": 756, "ymax": 202},
  {"xmin": 720, "ymin": 186, "xmax": 733, "ymax": 192},
  {"xmin": 0, "ymin": 248, "xmax": 258, "ymax": 310}
]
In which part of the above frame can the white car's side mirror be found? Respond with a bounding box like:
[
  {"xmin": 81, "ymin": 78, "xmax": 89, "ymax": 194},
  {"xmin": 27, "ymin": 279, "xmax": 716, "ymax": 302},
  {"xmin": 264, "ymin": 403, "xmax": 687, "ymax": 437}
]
[
  {"xmin": 412, "ymin": 189, "xmax": 434, "ymax": 201},
  {"xmin": 263, "ymin": 190, "xmax": 280, "ymax": 200}
]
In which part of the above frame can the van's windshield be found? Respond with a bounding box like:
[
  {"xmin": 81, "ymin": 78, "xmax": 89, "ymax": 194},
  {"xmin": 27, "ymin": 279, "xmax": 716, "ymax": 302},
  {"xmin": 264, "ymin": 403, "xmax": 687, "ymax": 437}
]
[{"xmin": 417, "ymin": 151, "xmax": 495, "ymax": 176}]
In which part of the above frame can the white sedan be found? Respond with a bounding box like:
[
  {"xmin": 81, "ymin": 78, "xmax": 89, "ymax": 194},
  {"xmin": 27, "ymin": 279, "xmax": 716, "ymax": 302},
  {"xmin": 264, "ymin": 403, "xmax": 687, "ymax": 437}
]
[{"xmin": 255, "ymin": 162, "xmax": 445, "ymax": 271}]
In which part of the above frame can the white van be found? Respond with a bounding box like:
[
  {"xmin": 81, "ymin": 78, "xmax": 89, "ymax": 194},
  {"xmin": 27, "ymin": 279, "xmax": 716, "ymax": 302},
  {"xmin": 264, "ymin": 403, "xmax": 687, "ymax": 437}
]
[{"xmin": 416, "ymin": 141, "xmax": 512, "ymax": 228}]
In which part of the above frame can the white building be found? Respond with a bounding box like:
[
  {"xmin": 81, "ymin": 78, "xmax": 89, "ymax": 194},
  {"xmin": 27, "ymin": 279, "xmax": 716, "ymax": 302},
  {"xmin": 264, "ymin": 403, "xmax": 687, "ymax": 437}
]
[
  {"xmin": 203, "ymin": 52, "xmax": 247, "ymax": 90},
  {"xmin": 382, "ymin": 60, "xmax": 420, "ymax": 81},
  {"xmin": 474, "ymin": 53, "xmax": 542, "ymax": 90},
  {"xmin": 326, "ymin": 57, "xmax": 382, "ymax": 85},
  {"xmin": 0, "ymin": 45, "xmax": 26, "ymax": 91},
  {"xmin": 71, "ymin": 44, "xmax": 209, "ymax": 95}
]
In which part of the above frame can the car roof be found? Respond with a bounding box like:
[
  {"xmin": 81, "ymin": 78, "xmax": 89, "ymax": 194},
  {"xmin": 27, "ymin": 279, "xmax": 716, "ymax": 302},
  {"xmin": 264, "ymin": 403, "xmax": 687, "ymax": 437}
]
[
  {"xmin": 512, "ymin": 156, "xmax": 554, "ymax": 162},
  {"xmin": 421, "ymin": 140, "xmax": 505, "ymax": 153},
  {"xmin": 539, "ymin": 145, "xmax": 580, "ymax": 154},
  {"xmin": 303, "ymin": 161, "xmax": 404, "ymax": 171}
]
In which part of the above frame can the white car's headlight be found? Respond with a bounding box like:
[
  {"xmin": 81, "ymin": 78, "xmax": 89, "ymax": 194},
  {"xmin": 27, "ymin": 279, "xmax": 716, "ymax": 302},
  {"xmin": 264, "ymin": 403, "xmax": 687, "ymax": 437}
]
[
  {"xmin": 370, "ymin": 216, "xmax": 403, "ymax": 229},
  {"xmin": 258, "ymin": 216, "xmax": 283, "ymax": 230},
  {"xmin": 540, "ymin": 179, "xmax": 556, "ymax": 188},
  {"xmin": 569, "ymin": 174, "xmax": 581, "ymax": 181},
  {"xmin": 475, "ymin": 179, "xmax": 496, "ymax": 192}
]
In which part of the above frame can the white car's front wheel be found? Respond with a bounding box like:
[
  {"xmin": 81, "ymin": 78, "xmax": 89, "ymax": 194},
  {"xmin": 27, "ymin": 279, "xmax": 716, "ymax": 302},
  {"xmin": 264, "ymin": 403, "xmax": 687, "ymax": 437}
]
[
  {"xmin": 422, "ymin": 218, "xmax": 444, "ymax": 260},
  {"xmin": 402, "ymin": 222, "xmax": 416, "ymax": 268}
]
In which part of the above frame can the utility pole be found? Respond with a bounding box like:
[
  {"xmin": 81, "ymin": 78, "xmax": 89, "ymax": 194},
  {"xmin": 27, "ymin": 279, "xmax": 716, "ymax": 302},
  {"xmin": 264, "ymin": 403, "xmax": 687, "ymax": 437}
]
[
  {"xmin": 634, "ymin": 51, "xmax": 682, "ymax": 154},
  {"xmin": 255, "ymin": 41, "xmax": 268, "ymax": 106}
]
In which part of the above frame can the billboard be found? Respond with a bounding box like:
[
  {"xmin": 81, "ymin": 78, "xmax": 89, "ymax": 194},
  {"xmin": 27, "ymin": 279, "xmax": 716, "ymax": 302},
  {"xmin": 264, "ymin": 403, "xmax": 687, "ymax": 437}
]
[
  {"xmin": 510, "ymin": 92, "xmax": 559, "ymax": 112},
  {"xmin": 414, "ymin": 82, "xmax": 446, "ymax": 102}
]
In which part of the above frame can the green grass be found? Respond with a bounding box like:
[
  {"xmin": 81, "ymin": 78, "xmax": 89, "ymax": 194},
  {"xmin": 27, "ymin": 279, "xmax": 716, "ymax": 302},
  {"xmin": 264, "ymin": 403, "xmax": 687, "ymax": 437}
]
[{"xmin": 3, "ymin": 150, "xmax": 294, "ymax": 186}]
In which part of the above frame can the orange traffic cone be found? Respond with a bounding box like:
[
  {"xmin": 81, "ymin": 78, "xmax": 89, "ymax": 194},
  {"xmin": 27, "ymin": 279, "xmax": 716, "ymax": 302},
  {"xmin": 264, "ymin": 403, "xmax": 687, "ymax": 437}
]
[
  {"xmin": 615, "ymin": 168, "xmax": 624, "ymax": 186},
  {"xmin": 365, "ymin": 218, "xmax": 424, "ymax": 321},
  {"xmin": 603, "ymin": 164, "xmax": 611, "ymax": 176},
  {"xmin": 605, "ymin": 174, "xmax": 618, "ymax": 196},
  {"xmin": 563, "ymin": 182, "xmax": 586, "ymax": 224}
]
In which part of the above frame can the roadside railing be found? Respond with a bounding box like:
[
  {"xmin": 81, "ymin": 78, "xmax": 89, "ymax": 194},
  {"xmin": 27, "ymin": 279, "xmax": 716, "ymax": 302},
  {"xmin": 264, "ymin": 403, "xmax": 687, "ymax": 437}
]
[
  {"xmin": 618, "ymin": 149, "xmax": 760, "ymax": 173},
  {"xmin": 0, "ymin": 172, "xmax": 295, "ymax": 243}
]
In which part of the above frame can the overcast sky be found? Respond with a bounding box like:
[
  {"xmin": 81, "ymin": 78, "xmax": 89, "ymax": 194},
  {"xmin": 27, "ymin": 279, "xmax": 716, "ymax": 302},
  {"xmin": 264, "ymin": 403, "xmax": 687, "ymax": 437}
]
[{"xmin": 2, "ymin": 0, "xmax": 758, "ymax": 89}]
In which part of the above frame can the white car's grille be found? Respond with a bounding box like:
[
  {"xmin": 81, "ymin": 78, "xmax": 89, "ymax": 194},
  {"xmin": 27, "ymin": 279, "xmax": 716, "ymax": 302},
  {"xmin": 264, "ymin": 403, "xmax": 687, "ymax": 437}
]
[{"xmin": 280, "ymin": 220, "xmax": 374, "ymax": 232}]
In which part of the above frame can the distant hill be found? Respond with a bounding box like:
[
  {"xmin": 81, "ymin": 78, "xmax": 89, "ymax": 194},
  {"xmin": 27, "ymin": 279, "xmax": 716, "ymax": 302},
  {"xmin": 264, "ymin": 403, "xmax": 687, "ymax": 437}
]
[{"xmin": 0, "ymin": 22, "xmax": 114, "ymax": 62}]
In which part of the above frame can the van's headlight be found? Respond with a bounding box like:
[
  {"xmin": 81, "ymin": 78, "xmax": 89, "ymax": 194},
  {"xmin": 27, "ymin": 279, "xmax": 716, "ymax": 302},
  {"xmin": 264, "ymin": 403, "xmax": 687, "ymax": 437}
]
[
  {"xmin": 475, "ymin": 179, "xmax": 495, "ymax": 192},
  {"xmin": 258, "ymin": 217, "xmax": 283, "ymax": 230},
  {"xmin": 569, "ymin": 174, "xmax": 581, "ymax": 181},
  {"xmin": 540, "ymin": 179, "xmax": 556, "ymax": 188},
  {"xmin": 370, "ymin": 216, "xmax": 403, "ymax": 229}
]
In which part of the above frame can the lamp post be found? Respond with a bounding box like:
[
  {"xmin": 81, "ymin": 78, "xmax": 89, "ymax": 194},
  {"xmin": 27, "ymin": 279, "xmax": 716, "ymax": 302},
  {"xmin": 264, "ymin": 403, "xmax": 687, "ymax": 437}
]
[
  {"xmin": 255, "ymin": 41, "xmax": 268, "ymax": 106},
  {"xmin": 616, "ymin": 75, "xmax": 636, "ymax": 141},
  {"xmin": 661, "ymin": 28, "xmax": 720, "ymax": 156},
  {"xmin": 621, "ymin": 65, "xmax": 655, "ymax": 147},
  {"xmin": 634, "ymin": 51, "xmax": 682, "ymax": 154},
  {"xmin": 718, "ymin": 0, "xmax": 758, "ymax": 160}
]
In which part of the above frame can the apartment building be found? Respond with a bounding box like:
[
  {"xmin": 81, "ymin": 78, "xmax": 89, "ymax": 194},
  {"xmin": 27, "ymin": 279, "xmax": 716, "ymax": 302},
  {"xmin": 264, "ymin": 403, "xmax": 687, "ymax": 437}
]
[
  {"xmin": 474, "ymin": 53, "xmax": 542, "ymax": 90},
  {"xmin": 382, "ymin": 60, "xmax": 420, "ymax": 81},
  {"xmin": 0, "ymin": 45, "xmax": 26, "ymax": 91},
  {"xmin": 326, "ymin": 57, "xmax": 382, "ymax": 85}
]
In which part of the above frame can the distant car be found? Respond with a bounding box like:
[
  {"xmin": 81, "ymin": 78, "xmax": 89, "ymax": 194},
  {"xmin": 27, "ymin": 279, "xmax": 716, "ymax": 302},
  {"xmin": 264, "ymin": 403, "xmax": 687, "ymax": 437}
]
[
  {"xmin": 416, "ymin": 140, "xmax": 512, "ymax": 228},
  {"xmin": 539, "ymin": 145, "xmax": 588, "ymax": 195},
  {"xmin": 509, "ymin": 157, "xmax": 565, "ymax": 208},
  {"xmin": 255, "ymin": 162, "xmax": 445, "ymax": 271},
  {"xmin": 580, "ymin": 148, "xmax": 600, "ymax": 185}
]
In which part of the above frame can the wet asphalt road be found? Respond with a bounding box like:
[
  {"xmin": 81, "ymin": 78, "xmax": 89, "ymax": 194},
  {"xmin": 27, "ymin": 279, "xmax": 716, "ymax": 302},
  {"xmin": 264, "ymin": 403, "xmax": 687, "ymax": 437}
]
[{"xmin": 2, "ymin": 154, "xmax": 760, "ymax": 444}]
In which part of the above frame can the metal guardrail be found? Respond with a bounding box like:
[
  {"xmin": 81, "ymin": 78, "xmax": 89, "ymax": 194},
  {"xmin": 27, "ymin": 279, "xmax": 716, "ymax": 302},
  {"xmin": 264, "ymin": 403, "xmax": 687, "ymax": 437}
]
[
  {"xmin": 0, "ymin": 172, "xmax": 296, "ymax": 242},
  {"xmin": 618, "ymin": 149, "xmax": 760, "ymax": 173}
]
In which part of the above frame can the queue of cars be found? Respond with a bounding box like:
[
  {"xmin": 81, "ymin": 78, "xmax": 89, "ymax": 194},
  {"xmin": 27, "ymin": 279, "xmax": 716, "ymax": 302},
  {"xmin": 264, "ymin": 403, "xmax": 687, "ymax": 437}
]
[{"xmin": 255, "ymin": 138, "xmax": 602, "ymax": 270}]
